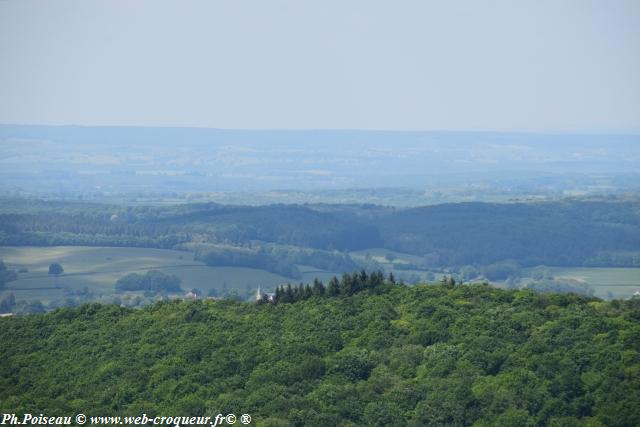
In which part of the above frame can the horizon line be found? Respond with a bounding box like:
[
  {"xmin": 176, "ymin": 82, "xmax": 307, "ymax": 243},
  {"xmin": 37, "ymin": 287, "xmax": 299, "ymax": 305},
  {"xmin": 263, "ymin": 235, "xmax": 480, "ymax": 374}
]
[{"xmin": 1, "ymin": 122, "xmax": 640, "ymax": 136}]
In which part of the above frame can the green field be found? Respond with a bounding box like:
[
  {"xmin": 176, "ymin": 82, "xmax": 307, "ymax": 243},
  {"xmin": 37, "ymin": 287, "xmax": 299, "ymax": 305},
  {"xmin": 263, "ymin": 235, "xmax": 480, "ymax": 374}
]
[
  {"xmin": 355, "ymin": 249, "xmax": 640, "ymax": 298},
  {"xmin": 0, "ymin": 246, "xmax": 314, "ymax": 305},
  {"xmin": 351, "ymin": 247, "xmax": 425, "ymax": 265},
  {"xmin": 296, "ymin": 264, "xmax": 342, "ymax": 283},
  {"xmin": 520, "ymin": 266, "xmax": 640, "ymax": 299},
  {"xmin": 350, "ymin": 248, "xmax": 445, "ymax": 283},
  {"xmin": 3, "ymin": 246, "xmax": 638, "ymax": 307},
  {"xmin": 549, "ymin": 267, "xmax": 640, "ymax": 299}
]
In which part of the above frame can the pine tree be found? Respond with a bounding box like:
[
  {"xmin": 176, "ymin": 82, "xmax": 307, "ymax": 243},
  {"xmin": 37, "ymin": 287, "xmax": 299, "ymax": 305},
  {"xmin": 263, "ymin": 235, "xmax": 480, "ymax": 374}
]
[
  {"xmin": 359, "ymin": 269, "xmax": 368, "ymax": 286},
  {"xmin": 284, "ymin": 284, "xmax": 294, "ymax": 303},
  {"xmin": 341, "ymin": 273, "xmax": 354, "ymax": 295},
  {"xmin": 352, "ymin": 274, "xmax": 363, "ymax": 294},
  {"xmin": 312, "ymin": 279, "xmax": 325, "ymax": 296},
  {"xmin": 328, "ymin": 277, "xmax": 340, "ymax": 296},
  {"xmin": 304, "ymin": 284, "xmax": 313, "ymax": 299},
  {"xmin": 371, "ymin": 270, "xmax": 384, "ymax": 288}
]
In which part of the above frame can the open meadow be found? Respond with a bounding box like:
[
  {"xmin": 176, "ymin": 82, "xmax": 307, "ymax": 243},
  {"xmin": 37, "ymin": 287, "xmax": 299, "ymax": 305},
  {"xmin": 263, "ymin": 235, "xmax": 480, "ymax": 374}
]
[
  {"xmin": 0, "ymin": 246, "xmax": 304, "ymax": 304},
  {"xmin": 3, "ymin": 246, "xmax": 639, "ymax": 307},
  {"xmin": 548, "ymin": 266, "xmax": 640, "ymax": 299}
]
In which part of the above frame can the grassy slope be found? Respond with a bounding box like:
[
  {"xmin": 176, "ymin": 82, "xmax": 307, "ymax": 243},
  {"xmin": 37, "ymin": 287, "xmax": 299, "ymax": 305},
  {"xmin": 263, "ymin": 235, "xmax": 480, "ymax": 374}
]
[
  {"xmin": 3, "ymin": 246, "xmax": 638, "ymax": 304},
  {"xmin": 0, "ymin": 246, "xmax": 306, "ymax": 303},
  {"xmin": 521, "ymin": 266, "xmax": 640, "ymax": 299}
]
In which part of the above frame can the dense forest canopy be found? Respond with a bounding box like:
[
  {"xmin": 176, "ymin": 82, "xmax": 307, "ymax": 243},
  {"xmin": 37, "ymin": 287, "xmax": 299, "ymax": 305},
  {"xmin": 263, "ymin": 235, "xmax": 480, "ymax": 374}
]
[
  {"xmin": 1, "ymin": 198, "xmax": 639, "ymax": 269},
  {"xmin": 1, "ymin": 281, "xmax": 639, "ymax": 426}
]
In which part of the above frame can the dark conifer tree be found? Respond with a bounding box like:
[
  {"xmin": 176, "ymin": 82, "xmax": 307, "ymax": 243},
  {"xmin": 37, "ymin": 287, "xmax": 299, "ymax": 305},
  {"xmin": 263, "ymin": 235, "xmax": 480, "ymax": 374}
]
[
  {"xmin": 327, "ymin": 277, "xmax": 340, "ymax": 296},
  {"xmin": 359, "ymin": 269, "xmax": 368, "ymax": 285},
  {"xmin": 304, "ymin": 284, "xmax": 313, "ymax": 299},
  {"xmin": 284, "ymin": 284, "xmax": 294, "ymax": 303},
  {"xmin": 371, "ymin": 270, "xmax": 384, "ymax": 288},
  {"xmin": 312, "ymin": 278, "xmax": 325, "ymax": 296},
  {"xmin": 352, "ymin": 274, "xmax": 363, "ymax": 294},
  {"xmin": 341, "ymin": 272, "xmax": 353, "ymax": 295}
]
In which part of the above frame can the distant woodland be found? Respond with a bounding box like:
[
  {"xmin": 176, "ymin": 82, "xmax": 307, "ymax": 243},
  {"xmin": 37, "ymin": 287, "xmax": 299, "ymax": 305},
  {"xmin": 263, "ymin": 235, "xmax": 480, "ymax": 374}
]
[{"xmin": 1, "ymin": 198, "xmax": 639, "ymax": 271}]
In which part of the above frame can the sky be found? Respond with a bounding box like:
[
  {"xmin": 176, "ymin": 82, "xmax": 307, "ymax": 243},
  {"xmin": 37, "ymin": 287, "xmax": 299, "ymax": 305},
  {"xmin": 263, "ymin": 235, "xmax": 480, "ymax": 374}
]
[{"xmin": 0, "ymin": 0, "xmax": 639, "ymax": 132}]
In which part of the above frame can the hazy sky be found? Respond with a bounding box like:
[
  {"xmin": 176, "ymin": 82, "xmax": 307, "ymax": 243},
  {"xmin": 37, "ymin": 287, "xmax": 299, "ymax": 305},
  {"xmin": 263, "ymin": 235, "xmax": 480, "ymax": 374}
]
[{"xmin": 1, "ymin": 0, "xmax": 639, "ymax": 131}]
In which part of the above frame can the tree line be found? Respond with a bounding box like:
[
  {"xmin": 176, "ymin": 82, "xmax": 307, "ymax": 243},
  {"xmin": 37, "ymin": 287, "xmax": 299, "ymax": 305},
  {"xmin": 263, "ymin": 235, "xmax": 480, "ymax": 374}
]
[
  {"xmin": 265, "ymin": 271, "xmax": 467, "ymax": 304},
  {"xmin": 267, "ymin": 270, "xmax": 390, "ymax": 304},
  {"xmin": 2, "ymin": 198, "xmax": 640, "ymax": 269}
]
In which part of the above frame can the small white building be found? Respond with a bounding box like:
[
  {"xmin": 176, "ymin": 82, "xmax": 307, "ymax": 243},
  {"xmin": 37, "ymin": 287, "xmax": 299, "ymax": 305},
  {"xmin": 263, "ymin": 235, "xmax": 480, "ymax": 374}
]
[
  {"xmin": 256, "ymin": 286, "xmax": 276, "ymax": 303},
  {"xmin": 184, "ymin": 290, "xmax": 198, "ymax": 299}
]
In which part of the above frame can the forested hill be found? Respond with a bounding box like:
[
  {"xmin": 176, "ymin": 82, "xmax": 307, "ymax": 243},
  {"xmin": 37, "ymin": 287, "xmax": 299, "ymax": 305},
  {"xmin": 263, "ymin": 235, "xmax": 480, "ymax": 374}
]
[
  {"xmin": 1, "ymin": 198, "xmax": 639, "ymax": 267},
  {"xmin": 1, "ymin": 283, "xmax": 639, "ymax": 426}
]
